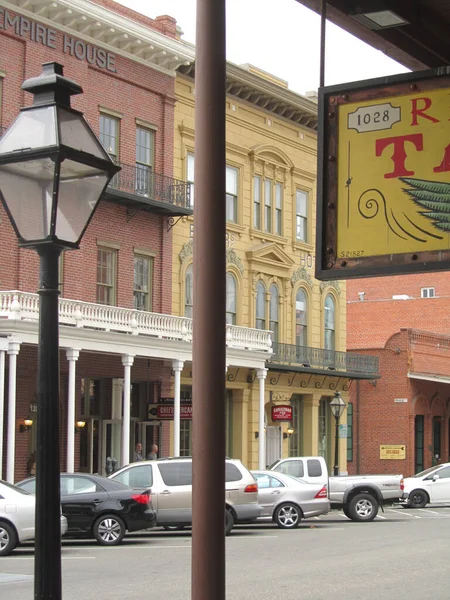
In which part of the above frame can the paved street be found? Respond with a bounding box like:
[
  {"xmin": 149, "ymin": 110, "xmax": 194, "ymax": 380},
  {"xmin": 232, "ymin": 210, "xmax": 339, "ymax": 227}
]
[{"xmin": 2, "ymin": 505, "xmax": 450, "ymax": 600}]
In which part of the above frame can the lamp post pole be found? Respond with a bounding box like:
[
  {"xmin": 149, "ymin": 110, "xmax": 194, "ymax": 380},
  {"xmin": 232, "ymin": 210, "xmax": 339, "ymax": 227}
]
[
  {"xmin": 35, "ymin": 244, "xmax": 62, "ymax": 599},
  {"xmin": 333, "ymin": 413, "xmax": 340, "ymax": 477},
  {"xmin": 0, "ymin": 62, "xmax": 120, "ymax": 600}
]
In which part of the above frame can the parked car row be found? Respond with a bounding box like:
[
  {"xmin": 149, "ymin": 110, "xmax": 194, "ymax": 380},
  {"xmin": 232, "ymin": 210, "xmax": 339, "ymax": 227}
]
[
  {"xmin": 5, "ymin": 457, "xmax": 445, "ymax": 556},
  {"xmin": 1, "ymin": 456, "xmax": 332, "ymax": 555}
]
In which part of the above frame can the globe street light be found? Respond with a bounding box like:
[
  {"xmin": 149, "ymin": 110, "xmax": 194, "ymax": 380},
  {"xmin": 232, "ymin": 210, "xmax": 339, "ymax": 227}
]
[
  {"xmin": 0, "ymin": 62, "xmax": 119, "ymax": 599},
  {"xmin": 329, "ymin": 391, "xmax": 347, "ymax": 477}
]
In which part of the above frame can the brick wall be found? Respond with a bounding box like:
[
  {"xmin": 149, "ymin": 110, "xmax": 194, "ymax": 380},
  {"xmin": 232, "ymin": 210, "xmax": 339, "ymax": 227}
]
[
  {"xmin": 0, "ymin": 4, "xmax": 178, "ymax": 480},
  {"xmin": 0, "ymin": 6, "xmax": 175, "ymax": 311}
]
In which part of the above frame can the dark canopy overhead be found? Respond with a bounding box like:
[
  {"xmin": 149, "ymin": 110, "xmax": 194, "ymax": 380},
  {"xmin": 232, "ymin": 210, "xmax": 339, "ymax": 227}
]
[{"xmin": 296, "ymin": 1, "xmax": 450, "ymax": 71}]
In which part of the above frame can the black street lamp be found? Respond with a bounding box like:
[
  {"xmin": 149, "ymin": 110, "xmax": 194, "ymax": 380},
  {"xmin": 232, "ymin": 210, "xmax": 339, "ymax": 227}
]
[
  {"xmin": 329, "ymin": 391, "xmax": 347, "ymax": 477},
  {"xmin": 0, "ymin": 62, "xmax": 119, "ymax": 599}
]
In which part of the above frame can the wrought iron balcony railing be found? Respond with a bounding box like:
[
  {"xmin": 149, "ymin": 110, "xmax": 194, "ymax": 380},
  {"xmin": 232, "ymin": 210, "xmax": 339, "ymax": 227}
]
[
  {"xmin": 269, "ymin": 342, "xmax": 379, "ymax": 376},
  {"xmin": 108, "ymin": 162, "xmax": 191, "ymax": 210}
]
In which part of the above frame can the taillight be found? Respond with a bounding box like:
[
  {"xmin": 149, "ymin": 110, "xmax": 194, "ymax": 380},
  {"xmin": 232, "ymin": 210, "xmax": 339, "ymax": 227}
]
[
  {"xmin": 244, "ymin": 483, "xmax": 258, "ymax": 493},
  {"xmin": 132, "ymin": 493, "xmax": 150, "ymax": 505},
  {"xmin": 400, "ymin": 478, "xmax": 404, "ymax": 491},
  {"xmin": 314, "ymin": 486, "xmax": 328, "ymax": 499}
]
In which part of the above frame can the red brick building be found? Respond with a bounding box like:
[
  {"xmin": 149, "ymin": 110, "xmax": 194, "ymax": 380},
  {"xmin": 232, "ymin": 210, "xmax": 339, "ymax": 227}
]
[
  {"xmin": 0, "ymin": 0, "xmax": 197, "ymax": 482},
  {"xmin": 347, "ymin": 272, "xmax": 450, "ymax": 477}
]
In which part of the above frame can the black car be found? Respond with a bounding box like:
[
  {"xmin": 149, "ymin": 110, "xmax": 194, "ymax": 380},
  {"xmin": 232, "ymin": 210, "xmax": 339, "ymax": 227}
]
[{"xmin": 16, "ymin": 473, "xmax": 156, "ymax": 545}]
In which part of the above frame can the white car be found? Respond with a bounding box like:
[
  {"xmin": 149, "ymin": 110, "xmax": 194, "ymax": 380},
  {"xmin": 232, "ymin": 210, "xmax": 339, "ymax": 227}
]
[
  {"xmin": 251, "ymin": 470, "xmax": 330, "ymax": 528},
  {"xmin": 0, "ymin": 480, "xmax": 68, "ymax": 556},
  {"xmin": 403, "ymin": 462, "xmax": 450, "ymax": 508}
]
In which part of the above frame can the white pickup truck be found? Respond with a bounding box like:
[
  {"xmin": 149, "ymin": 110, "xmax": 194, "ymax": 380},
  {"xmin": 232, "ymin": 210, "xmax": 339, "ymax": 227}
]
[{"xmin": 269, "ymin": 456, "xmax": 404, "ymax": 522}]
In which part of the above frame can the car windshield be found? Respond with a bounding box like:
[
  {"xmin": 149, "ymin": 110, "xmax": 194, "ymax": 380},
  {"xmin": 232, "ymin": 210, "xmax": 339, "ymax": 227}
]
[
  {"xmin": 0, "ymin": 480, "xmax": 31, "ymax": 495},
  {"xmin": 414, "ymin": 466, "xmax": 440, "ymax": 478},
  {"xmin": 267, "ymin": 460, "xmax": 280, "ymax": 470}
]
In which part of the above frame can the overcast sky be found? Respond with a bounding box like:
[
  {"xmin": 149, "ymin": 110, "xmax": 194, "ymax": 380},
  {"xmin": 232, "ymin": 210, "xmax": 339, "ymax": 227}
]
[{"xmin": 116, "ymin": 0, "xmax": 409, "ymax": 95}]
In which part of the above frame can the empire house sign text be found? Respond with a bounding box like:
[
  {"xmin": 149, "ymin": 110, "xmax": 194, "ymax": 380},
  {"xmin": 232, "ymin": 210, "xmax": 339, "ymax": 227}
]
[{"xmin": 0, "ymin": 8, "xmax": 117, "ymax": 72}]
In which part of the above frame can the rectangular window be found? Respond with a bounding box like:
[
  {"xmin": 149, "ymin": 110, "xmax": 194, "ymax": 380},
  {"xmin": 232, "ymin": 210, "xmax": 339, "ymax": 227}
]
[
  {"xmin": 187, "ymin": 153, "xmax": 195, "ymax": 207},
  {"xmin": 136, "ymin": 127, "xmax": 154, "ymax": 195},
  {"xmin": 253, "ymin": 176, "xmax": 261, "ymax": 229},
  {"xmin": 226, "ymin": 166, "xmax": 238, "ymax": 223},
  {"xmin": 296, "ymin": 189, "xmax": 308, "ymax": 242},
  {"xmin": 421, "ymin": 287, "xmax": 435, "ymax": 298},
  {"xmin": 347, "ymin": 402, "xmax": 353, "ymax": 462},
  {"xmin": 99, "ymin": 114, "xmax": 119, "ymax": 160},
  {"xmin": 264, "ymin": 179, "xmax": 272, "ymax": 233},
  {"xmin": 275, "ymin": 183, "xmax": 283, "ymax": 235},
  {"xmin": 134, "ymin": 255, "xmax": 153, "ymax": 311},
  {"xmin": 97, "ymin": 248, "xmax": 117, "ymax": 305}
]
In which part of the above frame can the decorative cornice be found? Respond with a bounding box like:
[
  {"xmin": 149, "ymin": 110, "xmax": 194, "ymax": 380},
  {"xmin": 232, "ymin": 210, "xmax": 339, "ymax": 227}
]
[
  {"xmin": 179, "ymin": 239, "xmax": 193, "ymax": 264},
  {"xmin": 226, "ymin": 248, "xmax": 244, "ymax": 274},
  {"xmin": 291, "ymin": 267, "xmax": 313, "ymax": 288},
  {"xmin": 178, "ymin": 62, "xmax": 318, "ymax": 131},
  {"xmin": 320, "ymin": 281, "xmax": 342, "ymax": 296},
  {"xmin": 3, "ymin": 0, "xmax": 195, "ymax": 76}
]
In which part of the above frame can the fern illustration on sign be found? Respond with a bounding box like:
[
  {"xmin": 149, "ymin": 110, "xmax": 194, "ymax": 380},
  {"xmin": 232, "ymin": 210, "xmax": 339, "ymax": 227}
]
[{"xmin": 400, "ymin": 177, "xmax": 450, "ymax": 233}]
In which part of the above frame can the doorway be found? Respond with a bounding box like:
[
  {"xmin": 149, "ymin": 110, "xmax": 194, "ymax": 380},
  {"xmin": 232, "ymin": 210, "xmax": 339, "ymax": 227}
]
[
  {"xmin": 138, "ymin": 422, "xmax": 162, "ymax": 459},
  {"xmin": 266, "ymin": 426, "xmax": 281, "ymax": 467},
  {"xmin": 433, "ymin": 417, "xmax": 442, "ymax": 465},
  {"xmin": 79, "ymin": 418, "xmax": 101, "ymax": 474},
  {"xmin": 414, "ymin": 415, "xmax": 424, "ymax": 473}
]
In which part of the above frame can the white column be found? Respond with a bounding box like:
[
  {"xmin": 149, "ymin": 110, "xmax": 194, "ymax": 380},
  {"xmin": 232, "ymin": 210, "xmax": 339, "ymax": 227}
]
[
  {"xmin": 257, "ymin": 368, "xmax": 267, "ymax": 470},
  {"xmin": 172, "ymin": 360, "xmax": 184, "ymax": 457},
  {"xmin": 6, "ymin": 341, "xmax": 21, "ymax": 483},
  {"xmin": 0, "ymin": 344, "xmax": 7, "ymax": 480},
  {"xmin": 66, "ymin": 349, "xmax": 80, "ymax": 474},
  {"xmin": 121, "ymin": 355, "xmax": 134, "ymax": 467}
]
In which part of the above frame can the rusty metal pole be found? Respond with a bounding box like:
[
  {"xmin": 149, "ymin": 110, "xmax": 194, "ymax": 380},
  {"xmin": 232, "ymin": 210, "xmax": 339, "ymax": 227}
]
[{"xmin": 192, "ymin": 0, "xmax": 226, "ymax": 599}]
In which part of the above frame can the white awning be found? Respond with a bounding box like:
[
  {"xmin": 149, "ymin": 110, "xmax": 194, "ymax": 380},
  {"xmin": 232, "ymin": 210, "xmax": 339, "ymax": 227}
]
[{"xmin": 408, "ymin": 372, "xmax": 450, "ymax": 385}]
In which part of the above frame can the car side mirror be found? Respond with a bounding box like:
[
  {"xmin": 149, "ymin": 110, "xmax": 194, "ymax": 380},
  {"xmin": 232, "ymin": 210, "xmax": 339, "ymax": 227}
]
[{"xmin": 432, "ymin": 474, "xmax": 440, "ymax": 481}]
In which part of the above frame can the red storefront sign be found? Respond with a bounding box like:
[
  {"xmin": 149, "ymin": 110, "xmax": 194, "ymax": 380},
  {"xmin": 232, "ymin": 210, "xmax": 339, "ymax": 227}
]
[
  {"xmin": 271, "ymin": 405, "xmax": 292, "ymax": 422},
  {"xmin": 156, "ymin": 405, "xmax": 193, "ymax": 419}
]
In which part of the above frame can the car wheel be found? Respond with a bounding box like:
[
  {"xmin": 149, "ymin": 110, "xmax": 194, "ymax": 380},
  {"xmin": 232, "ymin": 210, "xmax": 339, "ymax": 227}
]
[
  {"xmin": 93, "ymin": 514, "xmax": 126, "ymax": 545},
  {"xmin": 0, "ymin": 521, "xmax": 18, "ymax": 556},
  {"xmin": 274, "ymin": 503, "xmax": 302, "ymax": 529},
  {"xmin": 408, "ymin": 489, "xmax": 429, "ymax": 509},
  {"xmin": 342, "ymin": 506, "xmax": 352, "ymax": 520},
  {"xmin": 347, "ymin": 493, "xmax": 378, "ymax": 522},
  {"xmin": 225, "ymin": 509, "xmax": 234, "ymax": 536}
]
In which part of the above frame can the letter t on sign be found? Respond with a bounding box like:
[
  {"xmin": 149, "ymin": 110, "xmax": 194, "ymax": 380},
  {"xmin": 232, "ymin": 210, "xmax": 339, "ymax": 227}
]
[{"xmin": 375, "ymin": 134, "xmax": 423, "ymax": 179}]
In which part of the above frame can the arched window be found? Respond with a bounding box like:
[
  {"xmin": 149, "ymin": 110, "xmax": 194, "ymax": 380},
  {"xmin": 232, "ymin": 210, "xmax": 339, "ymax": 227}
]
[
  {"xmin": 226, "ymin": 273, "xmax": 237, "ymax": 325},
  {"xmin": 255, "ymin": 281, "xmax": 266, "ymax": 330},
  {"xmin": 295, "ymin": 289, "xmax": 307, "ymax": 347},
  {"xmin": 185, "ymin": 264, "xmax": 193, "ymax": 318},
  {"xmin": 269, "ymin": 284, "xmax": 279, "ymax": 342},
  {"xmin": 324, "ymin": 294, "xmax": 335, "ymax": 351}
]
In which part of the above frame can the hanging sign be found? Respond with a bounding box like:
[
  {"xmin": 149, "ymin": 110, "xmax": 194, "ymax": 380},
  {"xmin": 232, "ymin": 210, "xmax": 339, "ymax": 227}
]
[
  {"xmin": 316, "ymin": 67, "xmax": 450, "ymax": 279},
  {"xmin": 271, "ymin": 405, "xmax": 293, "ymax": 422}
]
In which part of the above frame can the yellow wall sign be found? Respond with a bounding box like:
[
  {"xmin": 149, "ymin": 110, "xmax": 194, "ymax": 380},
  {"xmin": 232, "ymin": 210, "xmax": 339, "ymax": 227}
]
[
  {"xmin": 316, "ymin": 68, "xmax": 450, "ymax": 280},
  {"xmin": 380, "ymin": 445, "xmax": 406, "ymax": 460}
]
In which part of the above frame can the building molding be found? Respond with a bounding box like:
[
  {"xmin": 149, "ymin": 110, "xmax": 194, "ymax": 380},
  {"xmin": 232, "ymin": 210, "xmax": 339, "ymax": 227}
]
[{"xmin": 3, "ymin": 0, "xmax": 195, "ymax": 76}]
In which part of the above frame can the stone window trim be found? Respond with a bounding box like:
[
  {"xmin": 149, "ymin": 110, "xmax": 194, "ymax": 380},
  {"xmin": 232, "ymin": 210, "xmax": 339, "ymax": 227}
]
[
  {"xmin": 133, "ymin": 247, "xmax": 157, "ymax": 258},
  {"xmin": 96, "ymin": 240, "xmax": 121, "ymax": 250},
  {"xmin": 135, "ymin": 117, "xmax": 158, "ymax": 132},
  {"xmin": 98, "ymin": 106, "xmax": 123, "ymax": 119}
]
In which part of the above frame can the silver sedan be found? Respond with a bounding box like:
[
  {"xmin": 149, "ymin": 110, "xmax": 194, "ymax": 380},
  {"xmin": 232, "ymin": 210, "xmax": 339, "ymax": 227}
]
[
  {"xmin": 0, "ymin": 480, "xmax": 67, "ymax": 556},
  {"xmin": 251, "ymin": 470, "xmax": 330, "ymax": 529}
]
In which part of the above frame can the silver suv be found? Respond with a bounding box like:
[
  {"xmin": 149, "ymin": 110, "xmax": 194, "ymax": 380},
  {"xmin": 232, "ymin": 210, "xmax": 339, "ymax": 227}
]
[{"xmin": 110, "ymin": 457, "xmax": 262, "ymax": 534}]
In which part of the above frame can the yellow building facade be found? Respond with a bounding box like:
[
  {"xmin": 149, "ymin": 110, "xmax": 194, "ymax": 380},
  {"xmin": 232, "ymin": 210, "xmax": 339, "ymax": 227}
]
[{"xmin": 170, "ymin": 63, "xmax": 361, "ymax": 472}]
